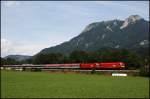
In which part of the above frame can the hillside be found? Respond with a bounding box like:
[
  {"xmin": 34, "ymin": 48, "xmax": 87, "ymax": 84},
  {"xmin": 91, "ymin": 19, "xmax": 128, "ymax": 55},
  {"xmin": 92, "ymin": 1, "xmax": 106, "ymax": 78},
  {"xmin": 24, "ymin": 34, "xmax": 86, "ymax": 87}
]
[{"xmin": 4, "ymin": 55, "xmax": 32, "ymax": 61}]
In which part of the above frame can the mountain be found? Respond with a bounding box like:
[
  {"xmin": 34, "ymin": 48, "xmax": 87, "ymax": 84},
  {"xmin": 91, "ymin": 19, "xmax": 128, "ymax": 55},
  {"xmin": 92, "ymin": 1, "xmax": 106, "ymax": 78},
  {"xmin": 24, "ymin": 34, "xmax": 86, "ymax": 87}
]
[
  {"xmin": 4, "ymin": 55, "xmax": 32, "ymax": 61},
  {"xmin": 38, "ymin": 15, "xmax": 149, "ymax": 55}
]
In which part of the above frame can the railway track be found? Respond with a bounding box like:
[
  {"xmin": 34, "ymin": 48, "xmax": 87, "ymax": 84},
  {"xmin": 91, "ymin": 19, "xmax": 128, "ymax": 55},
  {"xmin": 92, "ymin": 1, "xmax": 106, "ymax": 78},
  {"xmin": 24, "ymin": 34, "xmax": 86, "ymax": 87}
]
[{"xmin": 1, "ymin": 65, "xmax": 140, "ymax": 76}]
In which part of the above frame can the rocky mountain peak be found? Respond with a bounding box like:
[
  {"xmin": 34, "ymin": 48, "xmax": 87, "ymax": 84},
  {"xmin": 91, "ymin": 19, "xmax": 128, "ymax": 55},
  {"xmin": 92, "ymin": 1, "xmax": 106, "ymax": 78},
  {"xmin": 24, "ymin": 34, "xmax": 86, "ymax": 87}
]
[
  {"xmin": 82, "ymin": 19, "xmax": 121, "ymax": 33},
  {"xmin": 127, "ymin": 15, "xmax": 142, "ymax": 22},
  {"xmin": 120, "ymin": 15, "xmax": 143, "ymax": 29}
]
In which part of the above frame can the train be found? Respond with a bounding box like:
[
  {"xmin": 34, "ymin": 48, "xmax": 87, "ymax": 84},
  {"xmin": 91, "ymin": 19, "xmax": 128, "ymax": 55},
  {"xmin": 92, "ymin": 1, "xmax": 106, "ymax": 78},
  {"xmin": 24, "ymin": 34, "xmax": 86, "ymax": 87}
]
[
  {"xmin": 45, "ymin": 62, "xmax": 125, "ymax": 70},
  {"xmin": 2, "ymin": 62, "xmax": 125, "ymax": 71}
]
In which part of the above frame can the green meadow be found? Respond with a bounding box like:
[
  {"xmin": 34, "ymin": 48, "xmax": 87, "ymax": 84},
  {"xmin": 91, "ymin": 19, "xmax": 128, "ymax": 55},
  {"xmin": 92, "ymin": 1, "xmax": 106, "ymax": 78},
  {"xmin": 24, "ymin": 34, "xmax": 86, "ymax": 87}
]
[{"xmin": 1, "ymin": 70, "xmax": 149, "ymax": 98}]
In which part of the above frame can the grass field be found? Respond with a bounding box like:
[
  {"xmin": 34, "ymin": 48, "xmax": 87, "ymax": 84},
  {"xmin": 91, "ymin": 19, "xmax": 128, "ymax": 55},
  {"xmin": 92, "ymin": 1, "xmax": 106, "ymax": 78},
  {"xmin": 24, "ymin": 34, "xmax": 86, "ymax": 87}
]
[{"xmin": 1, "ymin": 70, "xmax": 149, "ymax": 98}]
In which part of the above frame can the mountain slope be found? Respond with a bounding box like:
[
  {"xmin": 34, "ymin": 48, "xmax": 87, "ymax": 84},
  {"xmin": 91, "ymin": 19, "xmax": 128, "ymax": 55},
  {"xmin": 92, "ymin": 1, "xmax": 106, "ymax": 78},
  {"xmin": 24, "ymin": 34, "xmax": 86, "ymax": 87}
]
[
  {"xmin": 38, "ymin": 15, "xmax": 149, "ymax": 55},
  {"xmin": 4, "ymin": 55, "xmax": 32, "ymax": 61}
]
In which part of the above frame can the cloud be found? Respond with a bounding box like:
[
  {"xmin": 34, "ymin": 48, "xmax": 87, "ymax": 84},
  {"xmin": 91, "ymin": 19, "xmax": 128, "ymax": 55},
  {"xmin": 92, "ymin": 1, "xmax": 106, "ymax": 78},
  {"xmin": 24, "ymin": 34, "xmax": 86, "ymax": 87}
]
[
  {"xmin": 1, "ymin": 38, "xmax": 49, "ymax": 57},
  {"xmin": 12, "ymin": 44, "xmax": 49, "ymax": 56},
  {"xmin": 1, "ymin": 38, "xmax": 12, "ymax": 53},
  {"xmin": 94, "ymin": 1, "xmax": 116, "ymax": 5},
  {"xmin": 2, "ymin": 1, "xmax": 20, "ymax": 7}
]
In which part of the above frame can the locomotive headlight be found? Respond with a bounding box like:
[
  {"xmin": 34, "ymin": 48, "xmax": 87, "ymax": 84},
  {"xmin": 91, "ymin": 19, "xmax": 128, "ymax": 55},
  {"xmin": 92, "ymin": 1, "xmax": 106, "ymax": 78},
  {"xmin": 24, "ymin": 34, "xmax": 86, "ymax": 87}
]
[{"xmin": 120, "ymin": 62, "xmax": 125, "ymax": 67}]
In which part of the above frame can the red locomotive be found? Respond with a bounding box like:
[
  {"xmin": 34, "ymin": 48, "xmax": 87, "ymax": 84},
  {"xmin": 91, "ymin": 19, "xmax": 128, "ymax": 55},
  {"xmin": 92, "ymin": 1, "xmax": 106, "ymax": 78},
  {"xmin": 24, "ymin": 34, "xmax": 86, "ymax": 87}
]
[
  {"xmin": 45, "ymin": 62, "xmax": 125, "ymax": 70},
  {"xmin": 80, "ymin": 62, "xmax": 125, "ymax": 69}
]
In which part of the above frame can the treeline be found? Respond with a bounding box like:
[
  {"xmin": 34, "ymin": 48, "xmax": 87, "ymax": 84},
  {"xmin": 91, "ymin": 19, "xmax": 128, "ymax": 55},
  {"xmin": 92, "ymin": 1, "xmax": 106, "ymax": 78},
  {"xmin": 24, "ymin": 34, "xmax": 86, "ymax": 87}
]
[
  {"xmin": 1, "ymin": 56, "xmax": 34, "ymax": 65},
  {"xmin": 1, "ymin": 49, "xmax": 149, "ymax": 76}
]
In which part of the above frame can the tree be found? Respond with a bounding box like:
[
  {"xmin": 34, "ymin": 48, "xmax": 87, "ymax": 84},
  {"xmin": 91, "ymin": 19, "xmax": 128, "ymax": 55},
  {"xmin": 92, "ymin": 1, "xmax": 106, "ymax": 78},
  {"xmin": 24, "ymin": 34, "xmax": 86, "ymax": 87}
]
[
  {"xmin": 1, "ymin": 58, "xmax": 20, "ymax": 65},
  {"xmin": 69, "ymin": 50, "xmax": 89, "ymax": 63},
  {"xmin": 33, "ymin": 53, "xmax": 64, "ymax": 64},
  {"xmin": 1, "ymin": 57, "xmax": 6, "ymax": 66}
]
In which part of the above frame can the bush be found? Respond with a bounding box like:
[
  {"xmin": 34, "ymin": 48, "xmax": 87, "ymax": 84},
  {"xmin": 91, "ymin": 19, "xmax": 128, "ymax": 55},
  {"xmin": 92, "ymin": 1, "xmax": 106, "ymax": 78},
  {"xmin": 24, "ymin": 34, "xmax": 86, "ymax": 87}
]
[{"xmin": 139, "ymin": 66, "xmax": 149, "ymax": 77}]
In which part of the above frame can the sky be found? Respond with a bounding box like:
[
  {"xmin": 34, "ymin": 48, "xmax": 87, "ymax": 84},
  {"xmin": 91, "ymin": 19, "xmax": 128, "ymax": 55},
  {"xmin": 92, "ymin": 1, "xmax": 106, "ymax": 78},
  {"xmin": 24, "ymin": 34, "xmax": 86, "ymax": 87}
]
[{"xmin": 1, "ymin": 1, "xmax": 149, "ymax": 57}]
